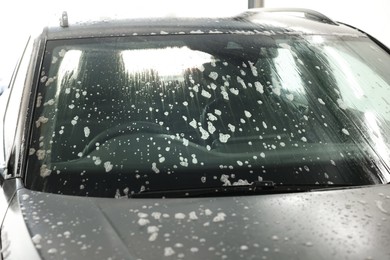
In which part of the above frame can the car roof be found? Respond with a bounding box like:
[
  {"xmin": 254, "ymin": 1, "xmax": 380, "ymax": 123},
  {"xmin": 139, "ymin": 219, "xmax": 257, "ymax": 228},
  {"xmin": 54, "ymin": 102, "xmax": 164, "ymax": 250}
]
[{"xmin": 45, "ymin": 9, "xmax": 366, "ymax": 40}]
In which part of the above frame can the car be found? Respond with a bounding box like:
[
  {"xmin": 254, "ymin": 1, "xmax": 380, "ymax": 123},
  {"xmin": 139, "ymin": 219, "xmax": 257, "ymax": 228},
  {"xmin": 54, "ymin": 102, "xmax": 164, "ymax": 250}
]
[{"xmin": 1, "ymin": 8, "xmax": 390, "ymax": 259}]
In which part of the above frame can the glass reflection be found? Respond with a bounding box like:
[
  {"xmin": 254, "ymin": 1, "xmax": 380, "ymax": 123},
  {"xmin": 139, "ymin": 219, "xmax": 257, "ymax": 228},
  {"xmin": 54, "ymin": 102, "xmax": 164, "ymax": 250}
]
[{"xmin": 121, "ymin": 47, "xmax": 213, "ymax": 80}]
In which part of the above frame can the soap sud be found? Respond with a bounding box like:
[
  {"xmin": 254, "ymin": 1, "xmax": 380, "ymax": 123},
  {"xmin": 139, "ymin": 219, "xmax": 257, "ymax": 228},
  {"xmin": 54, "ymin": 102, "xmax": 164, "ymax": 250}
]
[
  {"xmin": 219, "ymin": 133, "xmax": 231, "ymax": 143},
  {"xmin": 164, "ymin": 247, "xmax": 175, "ymax": 256},
  {"xmin": 213, "ymin": 212, "xmax": 227, "ymax": 222},
  {"xmin": 84, "ymin": 127, "xmax": 90, "ymax": 137},
  {"xmin": 104, "ymin": 161, "xmax": 113, "ymax": 172},
  {"xmin": 174, "ymin": 213, "xmax": 186, "ymax": 220}
]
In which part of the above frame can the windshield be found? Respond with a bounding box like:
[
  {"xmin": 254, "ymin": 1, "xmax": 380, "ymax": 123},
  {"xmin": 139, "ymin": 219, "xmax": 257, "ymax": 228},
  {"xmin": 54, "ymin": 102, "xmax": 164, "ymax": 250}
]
[{"xmin": 26, "ymin": 34, "xmax": 390, "ymax": 197}]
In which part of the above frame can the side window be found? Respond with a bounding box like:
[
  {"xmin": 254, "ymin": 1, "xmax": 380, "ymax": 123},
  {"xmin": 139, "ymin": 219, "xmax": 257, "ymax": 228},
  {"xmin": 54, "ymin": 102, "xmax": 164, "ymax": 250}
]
[{"xmin": 3, "ymin": 38, "xmax": 32, "ymax": 161}]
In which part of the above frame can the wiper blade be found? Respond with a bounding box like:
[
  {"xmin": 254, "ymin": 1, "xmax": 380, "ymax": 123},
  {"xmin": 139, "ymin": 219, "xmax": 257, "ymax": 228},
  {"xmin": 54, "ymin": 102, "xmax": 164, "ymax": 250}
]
[{"xmin": 130, "ymin": 181, "xmax": 355, "ymax": 198}]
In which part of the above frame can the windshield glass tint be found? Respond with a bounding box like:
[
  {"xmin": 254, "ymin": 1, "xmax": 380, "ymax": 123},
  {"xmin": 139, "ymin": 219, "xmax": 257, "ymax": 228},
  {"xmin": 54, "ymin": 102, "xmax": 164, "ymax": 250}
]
[{"xmin": 26, "ymin": 34, "xmax": 390, "ymax": 197}]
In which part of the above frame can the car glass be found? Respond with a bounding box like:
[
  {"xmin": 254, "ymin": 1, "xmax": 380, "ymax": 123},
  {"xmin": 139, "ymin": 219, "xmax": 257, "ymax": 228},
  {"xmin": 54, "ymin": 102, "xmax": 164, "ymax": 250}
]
[
  {"xmin": 3, "ymin": 38, "xmax": 32, "ymax": 163},
  {"xmin": 25, "ymin": 34, "xmax": 390, "ymax": 197}
]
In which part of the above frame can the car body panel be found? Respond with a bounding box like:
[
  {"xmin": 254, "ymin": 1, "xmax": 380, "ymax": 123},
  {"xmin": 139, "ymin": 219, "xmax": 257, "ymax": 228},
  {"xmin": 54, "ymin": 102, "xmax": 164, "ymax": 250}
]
[
  {"xmin": 4, "ymin": 180, "xmax": 389, "ymax": 259},
  {"xmin": 46, "ymin": 14, "xmax": 365, "ymax": 40}
]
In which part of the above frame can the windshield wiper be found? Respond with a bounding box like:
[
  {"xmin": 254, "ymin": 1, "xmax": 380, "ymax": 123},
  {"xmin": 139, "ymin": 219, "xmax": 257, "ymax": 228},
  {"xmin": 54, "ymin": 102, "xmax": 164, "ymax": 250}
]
[{"xmin": 130, "ymin": 181, "xmax": 357, "ymax": 198}]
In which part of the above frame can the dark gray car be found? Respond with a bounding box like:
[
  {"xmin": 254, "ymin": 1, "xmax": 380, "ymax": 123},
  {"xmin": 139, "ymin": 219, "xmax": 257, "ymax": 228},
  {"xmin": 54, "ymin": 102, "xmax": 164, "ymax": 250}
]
[{"xmin": 1, "ymin": 9, "xmax": 390, "ymax": 259}]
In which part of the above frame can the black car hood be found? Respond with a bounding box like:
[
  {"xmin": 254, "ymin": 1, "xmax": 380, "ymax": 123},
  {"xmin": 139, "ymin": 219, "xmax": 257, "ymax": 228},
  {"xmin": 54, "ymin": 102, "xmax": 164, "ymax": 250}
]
[{"xmin": 5, "ymin": 185, "xmax": 390, "ymax": 259}]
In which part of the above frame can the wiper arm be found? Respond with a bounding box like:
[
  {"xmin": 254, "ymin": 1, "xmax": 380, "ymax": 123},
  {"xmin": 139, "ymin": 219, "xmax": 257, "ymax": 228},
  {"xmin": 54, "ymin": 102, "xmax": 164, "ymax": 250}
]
[{"xmin": 130, "ymin": 181, "xmax": 355, "ymax": 198}]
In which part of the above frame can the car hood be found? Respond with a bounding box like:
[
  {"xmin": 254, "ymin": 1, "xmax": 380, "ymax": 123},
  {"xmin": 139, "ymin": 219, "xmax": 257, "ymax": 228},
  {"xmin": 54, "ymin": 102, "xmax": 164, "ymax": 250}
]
[{"xmin": 6, "ymin": 185, "xmax": 390, "ymax": 259}]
